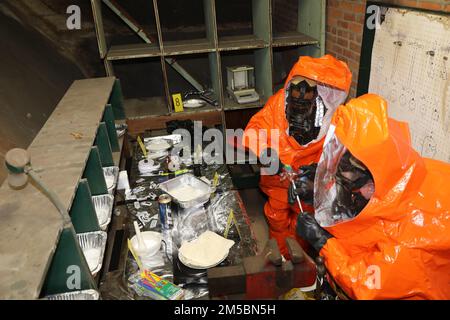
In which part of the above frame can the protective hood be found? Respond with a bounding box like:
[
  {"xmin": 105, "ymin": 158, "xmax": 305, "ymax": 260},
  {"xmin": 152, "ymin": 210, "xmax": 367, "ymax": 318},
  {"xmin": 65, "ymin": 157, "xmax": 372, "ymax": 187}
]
[
  {"xmin": 284, "ymin": 55, "xmax": 352, "ymax": 147},
  {"xmin": 284, "ymin": 54, "xmax": 352, "ymax": 93},
  {"xmin": 316, "ymin": 94, "xmax": 450, "ymax": 299},
  {"xmin": 243, "ymin": 55, "xmax": 351, "ymax": 169}
]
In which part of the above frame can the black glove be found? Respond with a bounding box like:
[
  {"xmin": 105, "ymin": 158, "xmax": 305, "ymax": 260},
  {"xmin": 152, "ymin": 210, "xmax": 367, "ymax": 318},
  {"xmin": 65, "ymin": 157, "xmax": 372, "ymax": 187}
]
[
  {"xmin": 288, "ymin": 164, "xmax": 317, "ymax": 205},
  {"xmin": 296, "ymin": 213, "xmax": 332, "ymax": 252}
]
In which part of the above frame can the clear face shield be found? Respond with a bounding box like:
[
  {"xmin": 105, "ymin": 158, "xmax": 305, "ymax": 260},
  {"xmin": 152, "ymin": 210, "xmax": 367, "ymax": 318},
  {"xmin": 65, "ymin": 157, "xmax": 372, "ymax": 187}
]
[
  {"xmin": 285, "ymin": 77, "xmax": 348, "ymax": 147},
  {"xmin": 314, "ymin": 133, "xmax": 375, "ymax": 227}
]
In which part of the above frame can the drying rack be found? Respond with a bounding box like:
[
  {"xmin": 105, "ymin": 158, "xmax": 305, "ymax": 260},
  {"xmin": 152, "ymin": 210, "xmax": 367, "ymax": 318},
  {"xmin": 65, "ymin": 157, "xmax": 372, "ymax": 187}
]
[{"xmin": 0, "ymin": 77, "xmax": 125, "ymax": 299}]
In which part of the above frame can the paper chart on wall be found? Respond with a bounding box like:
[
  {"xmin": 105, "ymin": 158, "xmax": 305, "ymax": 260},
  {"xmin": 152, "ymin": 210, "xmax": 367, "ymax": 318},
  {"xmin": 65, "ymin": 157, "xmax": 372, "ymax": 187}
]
[{"xmin": 369, "ymin": 8, "xmax": 450, "ymax": 163}]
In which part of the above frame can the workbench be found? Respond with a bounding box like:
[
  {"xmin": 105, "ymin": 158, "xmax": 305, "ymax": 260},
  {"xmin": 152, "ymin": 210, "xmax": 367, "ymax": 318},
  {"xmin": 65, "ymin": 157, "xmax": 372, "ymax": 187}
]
[{"xmin": 98, "ymin": 131, "xmax": 258, "ymax": 300}]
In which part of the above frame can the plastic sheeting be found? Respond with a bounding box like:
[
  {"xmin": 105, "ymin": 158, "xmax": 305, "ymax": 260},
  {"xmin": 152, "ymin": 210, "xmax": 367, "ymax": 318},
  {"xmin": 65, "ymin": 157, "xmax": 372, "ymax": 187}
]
[
  {"xmin": 314, "ymin": 133, "xmax": 351, "ymax": 227},
  {"xmin": 172, "ymin": 207, "xmax": 209, "ymax": 246}
]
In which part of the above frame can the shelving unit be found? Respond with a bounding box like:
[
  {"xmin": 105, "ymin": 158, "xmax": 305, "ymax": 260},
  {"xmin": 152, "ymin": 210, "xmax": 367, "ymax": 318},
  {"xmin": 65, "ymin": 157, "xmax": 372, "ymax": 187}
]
[
  {"xmin": 165, "ymin": 53, "xmax": 221, "ymax": 112},
  {"xmin": 220, "ymin": 48, "xmax": 272, "ymax": 111},
  {"xmin": 0, "ymin": 77, "xmax": 126, "ymax": 299},
  {"xmin": 91, "ymin": 0, "xmax": 325, "ymax": 132},
  {"xmin": 111, "ymin": 57, "xmax": 168, "ymax": 112}
]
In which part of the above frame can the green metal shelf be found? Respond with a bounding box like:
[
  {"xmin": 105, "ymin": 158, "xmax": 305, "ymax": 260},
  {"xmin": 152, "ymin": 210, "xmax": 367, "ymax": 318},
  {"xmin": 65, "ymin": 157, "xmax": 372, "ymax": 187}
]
[
  {"xmin": 272, "ymin": 31, "xmax": 319, "ymax": 48},
  {"xmin": 218, "ymin": 35, "xmax": 268, "ymax": 52},
  {"xmin": 106, "ymin": 43, "xmax": 162, "ymax": 61},
  {"xmin": 163, "ymin": 39, "xmax": 216, "ymax": 56},
  {"xmin": 91, "ymin": 0, "xmax": 325, "ymax": 118}
]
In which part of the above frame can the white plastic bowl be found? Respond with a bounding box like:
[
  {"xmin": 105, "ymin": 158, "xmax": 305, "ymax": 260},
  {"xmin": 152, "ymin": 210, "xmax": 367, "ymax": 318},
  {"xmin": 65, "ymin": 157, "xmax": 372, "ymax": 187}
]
[{"xmin": 130, "ymin": 231, "xmax": 162, "ymax": 257}]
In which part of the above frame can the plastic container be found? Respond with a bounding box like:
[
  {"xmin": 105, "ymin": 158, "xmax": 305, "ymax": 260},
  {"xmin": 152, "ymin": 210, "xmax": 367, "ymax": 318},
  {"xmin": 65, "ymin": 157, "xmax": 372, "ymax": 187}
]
[
  {"xmin": 130, "ymin": 231, "xmax": 162, "ymax": 257},
  {"xmin": 130, "ymin": 231, "xmax": 164, "ymax": 270},
  {"xmin": 158, "ymin": 173, "xmax": 213, "ymax": 208}
]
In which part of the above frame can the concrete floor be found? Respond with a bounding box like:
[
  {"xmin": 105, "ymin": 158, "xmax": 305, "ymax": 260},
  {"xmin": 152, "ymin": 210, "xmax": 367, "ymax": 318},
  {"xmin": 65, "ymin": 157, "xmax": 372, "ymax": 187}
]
[{"xmin": 238, "ymin": 188, "xmax": 269, "ymax": 254}]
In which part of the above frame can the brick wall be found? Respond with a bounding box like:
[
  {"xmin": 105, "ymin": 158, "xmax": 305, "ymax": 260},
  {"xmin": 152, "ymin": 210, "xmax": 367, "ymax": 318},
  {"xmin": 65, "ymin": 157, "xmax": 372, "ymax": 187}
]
[{"xmin": 326, "ymin": 0, "xmax": 449, "ymax": 97}]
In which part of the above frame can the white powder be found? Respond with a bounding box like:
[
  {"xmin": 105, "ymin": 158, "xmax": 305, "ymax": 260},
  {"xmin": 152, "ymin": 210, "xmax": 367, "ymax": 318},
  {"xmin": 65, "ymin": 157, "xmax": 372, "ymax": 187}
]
[
  {"xmin": 170, "ymin": 185, "xmax": 205, "ymax": 202},
  {"xmin": 147, "ymin": 140, "xmax": 170, "ymax": 152},
  {"xmin": 83, "ymin": 248, "xmax": 100, "ymax": 272},
  {"xmin": 95, "ymin": 207, "xmax": 108, "ymax": 225},
  {"xmin": 104, "ymin": 175, "xmax": 114, "ymax": 189},
  {"xmin": 179, "ymin": 231, "xmax": 235, "ymax": 268}
]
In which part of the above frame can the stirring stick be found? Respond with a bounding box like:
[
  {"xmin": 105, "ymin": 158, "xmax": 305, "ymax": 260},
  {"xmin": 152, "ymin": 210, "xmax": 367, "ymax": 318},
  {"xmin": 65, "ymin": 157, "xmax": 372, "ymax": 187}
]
[
  {"xmin": 128, "ymin": 239, "xmax": 144, "ymax": 272},
  {"xmin": 134, "ymin": 221, "xmax": 147, "ymax": 251},
  {"xmin": 137, "ymin": 136, "xmax": 148, "ymax": 158},
  {"xmin": 284, "ymin": 165, "xmax": 304, "ymax": 214},
  {"xmin": 290, "ymin": 180, "xmax": 304, "ymax": 214}
]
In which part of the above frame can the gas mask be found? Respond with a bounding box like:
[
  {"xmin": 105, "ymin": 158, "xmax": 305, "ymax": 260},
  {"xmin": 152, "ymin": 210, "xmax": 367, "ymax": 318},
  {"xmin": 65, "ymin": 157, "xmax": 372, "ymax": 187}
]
[
  {"xmin": 332, "ymin": 151, "xmax": 374, "ymax": 221},
  {"xmin": 286, "ymin": 80, "xmax": 326, "ymax": 146},
  {"xmin": 315, "ymin": 133, "xmax": 374, "ymax": 227}
]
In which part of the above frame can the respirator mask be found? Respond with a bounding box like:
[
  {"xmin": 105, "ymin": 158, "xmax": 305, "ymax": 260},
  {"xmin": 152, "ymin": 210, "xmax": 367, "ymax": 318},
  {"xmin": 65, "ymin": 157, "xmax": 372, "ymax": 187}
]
[
  {"xmin": 315, "ymin": 130, "xmax": 374, "ymax": 227},
  {"xmin": 332, "ymin": 151, "xmax": 374, "ymax": 221},
  {"xmin": 286, "ymin": 79, "xmax": 326, "ymax": 146}
]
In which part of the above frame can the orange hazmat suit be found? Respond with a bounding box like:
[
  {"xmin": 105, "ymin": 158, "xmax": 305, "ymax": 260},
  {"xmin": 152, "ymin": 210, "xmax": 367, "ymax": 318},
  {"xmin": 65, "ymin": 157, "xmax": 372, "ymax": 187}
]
[
  {"xmin": 243, "ymin": 55, "xmax": 352, "ymax": 256},
  {"xmin": 315, "ymin": 94, "xmax": 450, "ymax": 299}
]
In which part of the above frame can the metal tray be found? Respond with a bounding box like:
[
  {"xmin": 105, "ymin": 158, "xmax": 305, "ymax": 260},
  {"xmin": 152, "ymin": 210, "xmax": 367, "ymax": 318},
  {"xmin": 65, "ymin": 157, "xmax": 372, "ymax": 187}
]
[
  {"xmin": 44, "ymin": 289, "xmax": 100, "ymax": 300},
  {"xmin": 103, "ymin": 166, "xmax": 119, "ymax": 194},
  {"xmin": 158, "ymin": 173, "xmax": 213, "ymax": 208},
  {"xmin": 92, "ymin": 194, "xmax": 114, "ymax": 230},
  {"xmin": 76, "ymin": 231, "xmax": 107, "ymax": 276}
]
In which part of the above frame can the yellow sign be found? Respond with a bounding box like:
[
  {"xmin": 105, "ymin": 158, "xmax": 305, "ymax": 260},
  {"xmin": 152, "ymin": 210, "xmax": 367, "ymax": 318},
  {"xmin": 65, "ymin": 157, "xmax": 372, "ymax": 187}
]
[
  {"xmin": 172, "ymin": 93, "xmax": 184, "ymax": 113},
  {"xmin": 223, "ymin": 209, "xmax": 241, "ymax": 239},
  {"xmin": 212, "ymin": 172, "xmax": 219, "ymax": 188},
  {"xmin": 210, "ymin": 172, "xmax": 220, "ymax": 199},
  {"xmin": 128, "ymin": 239, "xmax": 144, "ymax": 272},
  {"xmin": 137, "ymin": 136, "xmax": 147, "ymax": 158}
]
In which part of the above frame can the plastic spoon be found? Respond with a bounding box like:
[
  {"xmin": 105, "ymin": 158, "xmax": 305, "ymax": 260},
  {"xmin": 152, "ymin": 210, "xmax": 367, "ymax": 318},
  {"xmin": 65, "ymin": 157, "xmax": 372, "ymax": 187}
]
[{"xmin": 134, "ymin": 221, "xmax": 147, "ymax": 251}]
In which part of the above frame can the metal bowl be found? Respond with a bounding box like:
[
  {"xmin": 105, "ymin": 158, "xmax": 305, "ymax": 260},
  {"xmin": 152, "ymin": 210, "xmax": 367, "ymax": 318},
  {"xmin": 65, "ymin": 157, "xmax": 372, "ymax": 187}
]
[
  {"xmin": 183, "ymin": 98, "xmax": 207, "ymax": 109},
  {"xmin": 103, "ymin": 166, "xmax": 119, "ymax": 194},
  {"xmin": 92, "ymin": 194, "xmax": 114, "ymax": 230},
  {"xmin": 44, "ymin": 289, "xmax": 100, "ymax": 300},
  {"xmin": 76, "ymin": 231, "xmax": 108, "ymax": 276}
]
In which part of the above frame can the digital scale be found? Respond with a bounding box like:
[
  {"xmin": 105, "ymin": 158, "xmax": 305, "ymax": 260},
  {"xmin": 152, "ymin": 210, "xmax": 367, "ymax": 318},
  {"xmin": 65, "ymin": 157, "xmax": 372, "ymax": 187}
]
[
  {"xmin": 227, "ymin": 65, "xmax": 260, "ymax": 104},
  {"xmin": 173, "ymin": 254, "xmax": 208, "ymax": 286}
]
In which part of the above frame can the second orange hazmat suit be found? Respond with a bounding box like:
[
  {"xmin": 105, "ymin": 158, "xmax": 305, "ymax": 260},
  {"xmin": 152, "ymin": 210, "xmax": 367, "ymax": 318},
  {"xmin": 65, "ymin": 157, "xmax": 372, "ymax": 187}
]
[
  {"xmin": 313, "ymin": 94, "xmax": 450, "ymax": 299},
  {"xmin": 242, "ymin": 55, "xmax": 352, "ymax": 256}
]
